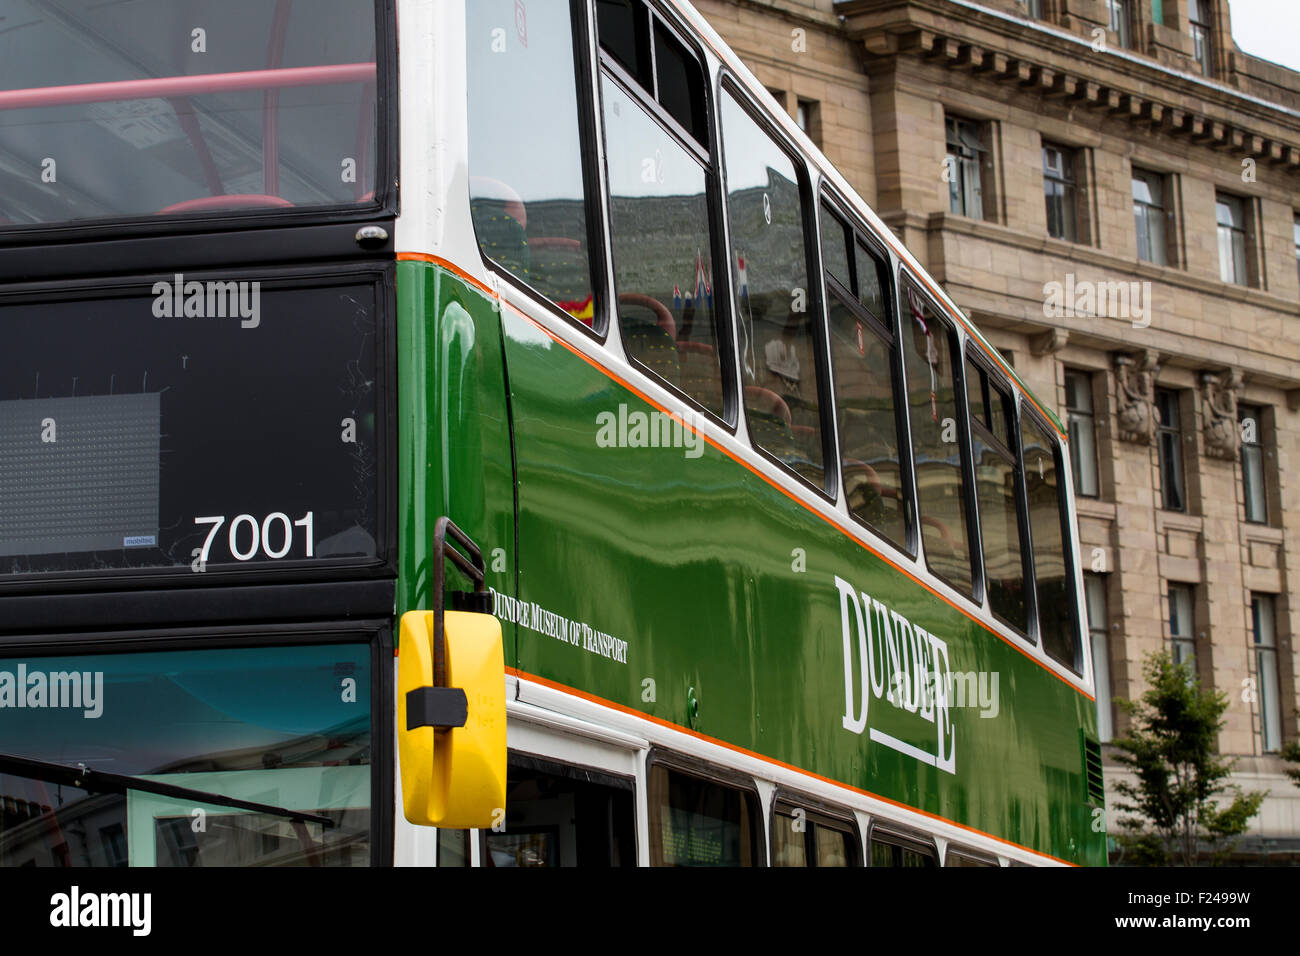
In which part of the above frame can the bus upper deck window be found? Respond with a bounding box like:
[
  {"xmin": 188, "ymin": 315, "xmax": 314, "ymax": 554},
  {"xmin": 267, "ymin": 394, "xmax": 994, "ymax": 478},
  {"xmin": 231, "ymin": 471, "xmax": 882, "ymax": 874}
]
[
  {"xmin": 468, "ymin": 0, "xmax": 599, "ymax": 327},
  {"xmin": 0, "ymin": 0, "xmax": 380, "ymax": 227},
  {"xmin": 823, "ymin": 209, "xmax": 909, "ymax": 551},
  {"xmin": 1021, "ymin": 413, "xmax": 1081, "ymax": 671},
  {"xmin": 596, "ymin": 0, "xmax": 651, "ymax": 88},
  {"xmin": 902, "ymin": 282, "xmax": 976, "ymax": 597},
  {"xmin": 721, "ymin": 89, "xmax": 827, "ymax": 491},
  {"xmin": 597, "ymin": 0, "xmax": 707, "ymax": 147}
]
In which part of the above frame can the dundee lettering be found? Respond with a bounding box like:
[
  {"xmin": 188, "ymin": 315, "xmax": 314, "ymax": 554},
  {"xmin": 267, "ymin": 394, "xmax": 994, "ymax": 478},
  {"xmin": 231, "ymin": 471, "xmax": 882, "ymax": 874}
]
[{"xmin": 834, "ymin": 575, "xmax": 956, "ymax": 774}]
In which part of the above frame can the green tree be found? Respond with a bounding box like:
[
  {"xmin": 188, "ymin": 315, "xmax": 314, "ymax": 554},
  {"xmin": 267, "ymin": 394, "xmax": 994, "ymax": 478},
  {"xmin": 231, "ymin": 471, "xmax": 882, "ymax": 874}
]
[
  {"xmin": 1111, "ymin": 651, "xmax": 1266, "ymax": 866},
  {"xmin": 1282, "ymin": 738, "xmax": 1300, "ymax": 786}
]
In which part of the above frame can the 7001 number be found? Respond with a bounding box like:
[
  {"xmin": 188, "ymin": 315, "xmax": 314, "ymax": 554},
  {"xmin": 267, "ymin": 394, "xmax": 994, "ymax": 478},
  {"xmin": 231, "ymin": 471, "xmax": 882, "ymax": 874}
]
[{"xmin": 194, "ymin": 512, "xmax": 314, "ymax": 563}]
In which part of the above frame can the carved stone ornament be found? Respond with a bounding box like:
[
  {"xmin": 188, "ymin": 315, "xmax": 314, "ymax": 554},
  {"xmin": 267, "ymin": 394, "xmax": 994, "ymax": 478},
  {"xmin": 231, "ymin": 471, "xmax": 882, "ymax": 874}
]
[
  {"xmin": 1113, "ymin": 350, "xmax": 1159, "ymax": 443},
  {"xmin": 1200, "ymin": 369, "xmax": 1243, "ymax": 459},
  {"xmin": 1029, "ymin": 327, "xmax": 1069, "ymax": 357}
]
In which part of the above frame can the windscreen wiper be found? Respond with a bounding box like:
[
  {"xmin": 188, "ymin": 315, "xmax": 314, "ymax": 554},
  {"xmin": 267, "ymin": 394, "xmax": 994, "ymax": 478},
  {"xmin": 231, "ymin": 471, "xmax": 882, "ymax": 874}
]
[{"xmin": 0, "ymin": 751, "xmax": 335, "ymax": 828}]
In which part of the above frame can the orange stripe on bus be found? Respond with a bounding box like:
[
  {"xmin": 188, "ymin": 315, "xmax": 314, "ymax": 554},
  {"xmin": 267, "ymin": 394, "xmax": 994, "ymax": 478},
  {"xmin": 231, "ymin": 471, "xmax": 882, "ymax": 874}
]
[
  {"xmin": 506, "ymin": 666, "xmax": 1078, "ymax": 867},
  {"xmin": 396, "ymin": 251, "xmax": 497, "ymax": 298},
  {"xmin": 499, "ymin": 299, "xmax": 1093, "ymax": 702}
]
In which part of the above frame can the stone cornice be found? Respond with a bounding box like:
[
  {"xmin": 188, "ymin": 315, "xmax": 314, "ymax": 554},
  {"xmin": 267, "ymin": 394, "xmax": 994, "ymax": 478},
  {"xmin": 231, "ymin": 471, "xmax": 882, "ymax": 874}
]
[
  {"xmin": 836, "ymin": 0, "xmax": 1300, "ymax": 171},
  {"xmin": 707, "ymin": 0, "xmax": 845, "ymax": 32}
]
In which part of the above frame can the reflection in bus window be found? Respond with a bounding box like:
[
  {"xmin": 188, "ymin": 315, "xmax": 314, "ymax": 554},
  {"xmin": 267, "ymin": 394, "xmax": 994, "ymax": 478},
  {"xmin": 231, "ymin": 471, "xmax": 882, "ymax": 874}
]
[
  {"xmin": 772, "ymin": 806, "xmax": 858, "ymax": 866},
  {"xmin": 870, "ymin": 832, "xmax": 937, "ymax": 867},
  {"xmin": 601, "ymin": 74, "xmax": 724, "ymax": 415},
  {"xmin": 649, "ymin": 764, "xmax": 760, "ymax": 866},
  {"xmin": 0, "ymin": 0, "xmax": 378, "ymax": 225},
  {"xmin": 854, "ymin": 240, "xmax": 887, "ymax": 318},
  {"xmin": 816, "ymin": 824, "xmax": 854, "ymax": 866},
  {"xmin": 822, "ymin": 207, "xmax": 907, "ymax": 549},
  {"xmin": 772, "ymin": 811, "xmax": 807, "ymax": 865},
  {"xmin": 483, "ymin": 756, "xmax": 635, "ymax": 867},
  {"xmin": 1022, "ymin": 414, "xmax": 1081, "ymax": 670},
  {"xmin": 437, "ymin": 828, "xmax": 470, "ymax": 867},
  {"xmin": 819, "ymin": 207, "xmax": 851, "ymax": 291},
  {"xmin": 902, "ymin": 283, "xmax": 974, "ymax": 595},
  {"xmin": 468, "ymin": 0, "xmax": 597, "ymax": 325},
  {"xmin": 946, "ymin": 850, "xmax": 998, "ymax": 866},
  {"xmin": 721, "ymin": 90, "xmax": 825, "ymax": 487},
  {"xmin": 967, "ymin": 360, "xmax": 1028, "ymax": 634},
  {"xmin": 0, "ymin": 642, "xmax": 373, "ymax": 867}
]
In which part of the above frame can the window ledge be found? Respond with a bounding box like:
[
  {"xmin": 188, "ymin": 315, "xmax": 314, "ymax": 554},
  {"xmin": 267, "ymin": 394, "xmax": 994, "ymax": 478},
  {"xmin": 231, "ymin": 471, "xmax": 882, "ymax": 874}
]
[
  {"xmin": 1156, "ymin": 510, "xmax": 1203, "ymax": 534},
  {"xmin": 1241, "ymin": 523, "xmax": 1283, "ymax": 544},
  {"xmin": 1075, "ymin": 497, "xmax": 1116, "ymax": 521}
]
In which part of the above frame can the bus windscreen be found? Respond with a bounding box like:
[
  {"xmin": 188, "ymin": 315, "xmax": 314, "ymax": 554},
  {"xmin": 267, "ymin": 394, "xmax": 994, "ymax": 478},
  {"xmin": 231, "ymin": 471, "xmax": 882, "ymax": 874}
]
[{"xmin": 0, "ymin": 0, "xmax": 379, "ymax": 226}]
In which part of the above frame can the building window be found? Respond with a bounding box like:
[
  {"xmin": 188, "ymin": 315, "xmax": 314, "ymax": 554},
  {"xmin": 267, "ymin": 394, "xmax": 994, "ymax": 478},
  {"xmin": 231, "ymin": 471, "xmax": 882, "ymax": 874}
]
[
  {"xmin": 1042, "ymin": 143, "xmax": 1080, "ymax": 242},
  {"xmin": 796, "ymin": 98, "xmax": 820, "ymax": 146},
  {"xmin": 1252, "ymin": 594, "xmax": 1282, "ymax": 753},
  {"xmin": 1293, "ymin": 214, "xmax": 1299, "ymax": 288},
  {"xmin": 1064, "ymin": 370, "xmax": 1099, "ymax": 497},
  {"xmin": 1107, "ymin": 0, "xmax": 1132, "ymax": 48},
  {"xmin": 1085, "ymin": 575, "xmax": 1113, "ymax": 742},
  {"xmin": 1156, "ymin": 388, "xmax": 1186, "ymax": 512},
  {"xmin": 945, "ymin": 115, "xmax": 989, "ymax": 221},
  {"xmin": 1168, "ymin": 583, "xmax": 1196, "ymax": 677},
  {"xmin": 1188, "ymin": 0, "xmax": 1213, "ymax": 77},
  {"xmin": 1216, "ymin": 193, "xmax": 1250, "ymax": 286},
  {"xmin": 1132, "ymin": 168, "xmax": 1169, "ymax": 266},
  {"xmin": 1025, "ymin": 0, "xmax": 1043, "ymax": 18},
  {"xmin": 1239, "ymin": 403, "xmax": 1267, "ymax": 523}
]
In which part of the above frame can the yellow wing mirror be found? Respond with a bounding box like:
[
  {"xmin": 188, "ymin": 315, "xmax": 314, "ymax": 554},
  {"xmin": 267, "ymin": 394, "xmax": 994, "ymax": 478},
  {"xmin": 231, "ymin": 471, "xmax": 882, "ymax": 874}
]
[{"xmin": 397, "ymin": 518, "xmax": 506, "ymax": 828}]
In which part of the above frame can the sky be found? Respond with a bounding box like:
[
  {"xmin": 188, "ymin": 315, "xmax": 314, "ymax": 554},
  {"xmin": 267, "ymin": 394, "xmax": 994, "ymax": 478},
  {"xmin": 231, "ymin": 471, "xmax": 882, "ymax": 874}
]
[{"xmin": 1226, "ymin": 0, "xmax": 1300, "ymax": 73}]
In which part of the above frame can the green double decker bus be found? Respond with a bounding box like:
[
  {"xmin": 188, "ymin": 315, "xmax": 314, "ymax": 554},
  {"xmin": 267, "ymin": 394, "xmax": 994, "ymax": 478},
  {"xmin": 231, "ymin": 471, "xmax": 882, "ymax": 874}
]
[{"xmin": 0, "ymin": 0, "xmax": 1105, "ymax": 867}]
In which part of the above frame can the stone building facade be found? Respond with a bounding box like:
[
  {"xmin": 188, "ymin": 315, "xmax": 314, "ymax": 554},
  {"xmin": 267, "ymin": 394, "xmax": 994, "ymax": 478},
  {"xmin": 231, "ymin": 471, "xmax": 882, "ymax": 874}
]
[{"xmin": 695, "ymin": 0, "xmax": 1300, "ymax": 861}]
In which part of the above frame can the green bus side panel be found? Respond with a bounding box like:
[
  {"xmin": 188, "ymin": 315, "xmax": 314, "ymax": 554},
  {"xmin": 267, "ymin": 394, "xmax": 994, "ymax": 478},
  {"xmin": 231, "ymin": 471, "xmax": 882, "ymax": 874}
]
[
  {"xmin": 400, "ymin": 260, "xmax": 1104, "ymax": 865},
  {"xmin": 396, "ymin": 260, "xmax": 516, "ymax": 662}
]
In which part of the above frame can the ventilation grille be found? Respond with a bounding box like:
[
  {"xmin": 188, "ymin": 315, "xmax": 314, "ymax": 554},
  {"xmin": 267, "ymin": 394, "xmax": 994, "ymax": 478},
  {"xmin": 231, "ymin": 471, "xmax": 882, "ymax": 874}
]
[{"xmin": 1081, "ymin": 732, "xmax": 1105, "ymax": 806}]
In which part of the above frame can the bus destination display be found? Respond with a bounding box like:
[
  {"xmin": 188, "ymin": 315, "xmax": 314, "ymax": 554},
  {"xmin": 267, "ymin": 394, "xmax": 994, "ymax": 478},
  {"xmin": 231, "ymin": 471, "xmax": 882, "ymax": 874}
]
[{"xmin": 0, "ymin": 274, "xmax": 384, "ymax": 580}]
